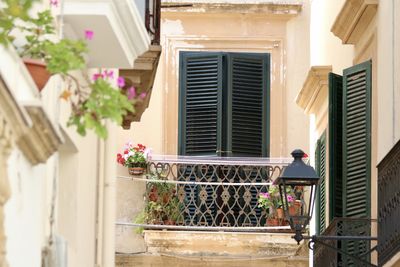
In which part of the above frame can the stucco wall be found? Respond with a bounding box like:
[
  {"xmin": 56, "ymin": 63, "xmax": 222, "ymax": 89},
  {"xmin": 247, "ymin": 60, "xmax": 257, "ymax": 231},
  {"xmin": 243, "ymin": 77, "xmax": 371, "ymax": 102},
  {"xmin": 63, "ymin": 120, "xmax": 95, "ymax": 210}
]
[{"xmin": 115, "ymin": 3, "xmax": 313, "ymax": 255}]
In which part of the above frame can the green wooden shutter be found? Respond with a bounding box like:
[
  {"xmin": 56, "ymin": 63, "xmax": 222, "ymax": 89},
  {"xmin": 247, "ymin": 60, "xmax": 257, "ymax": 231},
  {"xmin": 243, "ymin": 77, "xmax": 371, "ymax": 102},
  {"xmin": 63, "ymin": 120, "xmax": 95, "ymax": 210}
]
[
  {"xmin": 224, "ymin": 53, "xmax": 270, "ymax": 226},
  {"xmin": 179, "ymin": 52, "xmax": 223, "ymax": 156},
  {"xmin": 328, "ymin": 72, "xmax": 343, "ymax": 221},
  {"xmin": 342, "ymin": 60, "xmax": 372, "ymax": 218},
  {"xmin": 227, "ymin": 53, "xmax": 270, "ymax": 157},
  {"xmin": 315, "ymin": 132, "xmax": 326, "ymax": 235},
  {"xmin": 178, "ymin": 52, "xmax": 223, "ymax": 225}
]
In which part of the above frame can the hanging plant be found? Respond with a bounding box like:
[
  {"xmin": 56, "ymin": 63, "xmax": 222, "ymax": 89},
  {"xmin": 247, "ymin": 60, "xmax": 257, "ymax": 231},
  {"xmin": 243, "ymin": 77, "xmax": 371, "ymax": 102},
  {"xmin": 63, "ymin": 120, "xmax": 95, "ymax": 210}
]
[{"xmin": 0, "ymin": 0, "xmax": 137, "ymax": 139}]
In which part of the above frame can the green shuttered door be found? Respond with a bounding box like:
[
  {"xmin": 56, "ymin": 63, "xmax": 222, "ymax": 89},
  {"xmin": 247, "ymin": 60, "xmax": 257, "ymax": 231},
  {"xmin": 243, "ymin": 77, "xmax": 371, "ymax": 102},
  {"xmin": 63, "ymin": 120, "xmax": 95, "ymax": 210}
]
[
  {"xmin": 342, "ymin": 61, "xmax": 372, "ymax": 218},
  {"xmin": 329, "ymin": 72, "xmax": 343, "ymax": 221},
  {"xmin": 179, "ymin": 52, "xmax": 270, "ymax": 156}
]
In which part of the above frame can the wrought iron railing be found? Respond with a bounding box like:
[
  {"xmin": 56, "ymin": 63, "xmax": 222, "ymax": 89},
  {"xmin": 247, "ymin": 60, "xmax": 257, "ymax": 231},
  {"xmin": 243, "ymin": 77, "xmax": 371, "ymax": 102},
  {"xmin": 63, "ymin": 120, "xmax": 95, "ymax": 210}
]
[
  {"xmin": 117, "ymin": 156, "xmax": 296, "ymax": 231},
  {"xmin": 378, "ymin": 139, "xmax": 400, "ymax": 266},
  {"xmin": 145, "ymin": 0, "xmax": 161, "ymax": 44},
  {"xmin": 313, "ymin": 218, "xmax": 376, "ymax": 267}
]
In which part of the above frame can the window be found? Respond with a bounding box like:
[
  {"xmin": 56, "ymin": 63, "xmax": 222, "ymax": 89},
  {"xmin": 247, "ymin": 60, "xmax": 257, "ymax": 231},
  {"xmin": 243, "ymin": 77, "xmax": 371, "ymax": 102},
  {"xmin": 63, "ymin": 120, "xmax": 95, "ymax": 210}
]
[
  {"xmin": 177, "ymin": 51, "xmax": 271, "ymax": 226},
  {"xmin": 178, "ymin": 51, "xmax": 270, "ymax": 157}
]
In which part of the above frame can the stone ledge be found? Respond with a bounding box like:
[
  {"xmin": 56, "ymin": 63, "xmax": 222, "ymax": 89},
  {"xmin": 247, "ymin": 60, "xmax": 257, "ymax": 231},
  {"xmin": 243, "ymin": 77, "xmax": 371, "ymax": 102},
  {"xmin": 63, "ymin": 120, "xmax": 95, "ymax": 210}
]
[
  {"xmin": 116, "ymin": 253, "xmax": 309, "ymax": 267},
  {"xmin": 161, "ymin": 1, "xmax": 302, "ymax": 17},
  {"xmin": 144, "ymin": 230, "xmax": 303, "ymax": 258},
  {"xmin": 331, "ymin": 0, "xmax": 378, "ymax": 44},
  {"xmin": 296, "ymin": 66, "xmax": 332, "ymax": 115}
]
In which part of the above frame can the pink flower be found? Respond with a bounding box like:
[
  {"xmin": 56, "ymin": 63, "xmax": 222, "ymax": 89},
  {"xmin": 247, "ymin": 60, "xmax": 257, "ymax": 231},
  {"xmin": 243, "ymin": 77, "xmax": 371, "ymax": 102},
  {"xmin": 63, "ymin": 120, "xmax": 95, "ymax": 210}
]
[
  {"xmin": 139, "ymin": 92, "xmax": 147, "ymax": 100},
  {"xmin": 103, "ymin": 70, "xmax": 114, "ymax": 79},
  {"xmin": 117, "ymin": 77, "xmax": 125, "ymax": 88},
  {"xmin": 84, "ymin": 30, "xmax": 94, "ymax": 40},
  {"xmin": 50, "ymin": 0, "xmax": 58, "ymax": 7},
  {"xmin": 287, "ymin": 195, "xmax": 294, "ymax": 202},
  {"xmin": 260, "ymin": 192, "xmax": 270, "ymax": 199},
  {"xmin": 92, "ymin": 73, "xmax": 104, "ymax": 81},
  {"xmin": 127, "ymin": 86, "xmax": 136, "ymax": 100}
]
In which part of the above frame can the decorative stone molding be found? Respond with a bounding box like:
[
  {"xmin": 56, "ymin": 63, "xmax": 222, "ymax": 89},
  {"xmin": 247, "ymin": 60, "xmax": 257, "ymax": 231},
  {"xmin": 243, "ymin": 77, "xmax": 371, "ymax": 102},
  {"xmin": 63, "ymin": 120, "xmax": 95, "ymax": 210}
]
[
  {"xmin": 17, "ymin": 105, "xmax": 63, "ymax": 165},
  {"xmin": 331, "ymin": 0, "xmax": 378, "ymax": 44},
  {"xmin": 296, "ymin": 66, "xmax": 332, "ymax": 115},
  {"xmin": 0, "ymin": 75, "xmax": 32, "ymax": 267},
  {"xmin": 161, "ymin": 0, "xmax": 302, "ymax": 17}
]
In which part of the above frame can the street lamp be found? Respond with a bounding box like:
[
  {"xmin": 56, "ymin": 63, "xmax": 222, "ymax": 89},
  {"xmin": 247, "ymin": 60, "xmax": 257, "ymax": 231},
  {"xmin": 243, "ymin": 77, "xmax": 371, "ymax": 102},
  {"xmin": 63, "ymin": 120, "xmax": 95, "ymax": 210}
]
[
  {"xmin": 275, "ymin": 149, "xmax": 320, "ymax": 244},
  {"xmin": 277, "ymin": 149, "xmax": 378, "ymax": 267}
]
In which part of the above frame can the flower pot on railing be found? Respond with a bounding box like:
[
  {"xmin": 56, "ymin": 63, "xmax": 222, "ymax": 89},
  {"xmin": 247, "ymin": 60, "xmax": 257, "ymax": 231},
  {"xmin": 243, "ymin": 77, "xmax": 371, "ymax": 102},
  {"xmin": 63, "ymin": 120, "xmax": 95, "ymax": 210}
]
[
  {"xmin": 128, "ymin": 167, "xmax": 146, "ymax": 176},
  {"xmin": 23, "ymin": 59, "xmax": 51, "ymax": 91}
]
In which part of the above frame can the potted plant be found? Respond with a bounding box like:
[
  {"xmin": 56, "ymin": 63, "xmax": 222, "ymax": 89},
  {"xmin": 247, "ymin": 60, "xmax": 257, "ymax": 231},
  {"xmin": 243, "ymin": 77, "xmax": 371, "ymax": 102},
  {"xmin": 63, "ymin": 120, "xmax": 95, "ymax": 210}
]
[
  {"xmin": 163, "ymin": 197, "xmax": 183, "ymax": 225},
  {"xmin": 117, "ymin": 141, "xmax": 152, "ymax": 175},
  {"xmin": 258, "ymin": 185, "xmax": 297, "ymax": 226},
  {"xmin": 0, "ymin": 1, "xmax": 142, "ymax": 139},
  {"xmin": 133, "ymin": 174, "xmax": 182, "ymax": 231}
]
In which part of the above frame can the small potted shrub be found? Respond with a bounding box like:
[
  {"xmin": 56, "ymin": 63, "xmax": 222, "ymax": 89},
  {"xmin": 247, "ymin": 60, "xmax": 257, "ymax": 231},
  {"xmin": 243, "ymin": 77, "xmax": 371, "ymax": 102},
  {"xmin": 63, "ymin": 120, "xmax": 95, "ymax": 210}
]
[
  {"xmin": 117, "ymin": 141, "xmax": 151, "ymax": 175},
  {"xmin": 258, "ymin": 185, "xmax": 297, "ymax": 226},
  {"xmin": 133, "ymin": 174, "xmax": 183, "ymax": 231}
]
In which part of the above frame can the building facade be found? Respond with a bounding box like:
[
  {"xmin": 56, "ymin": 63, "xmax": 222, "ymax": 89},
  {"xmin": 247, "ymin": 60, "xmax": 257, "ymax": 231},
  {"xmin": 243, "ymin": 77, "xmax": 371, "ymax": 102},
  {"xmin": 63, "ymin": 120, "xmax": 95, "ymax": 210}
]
[{"xmin": 0, "ymin": 0, "xmax": 159, "ymax": 266}]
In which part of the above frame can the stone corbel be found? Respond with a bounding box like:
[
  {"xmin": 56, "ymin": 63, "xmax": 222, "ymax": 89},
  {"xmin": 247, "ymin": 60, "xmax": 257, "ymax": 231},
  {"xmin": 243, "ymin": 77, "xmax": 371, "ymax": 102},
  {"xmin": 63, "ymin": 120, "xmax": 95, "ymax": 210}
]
[
  {"xmin": 16, "ymin": 104, "xmax": 63, "ymax": 165},
  {"xmin": 331, "ymin": 0, "xmax": 378, "ymax": 44},
  {"xmin": 296, "ymin": 66, "xmax": 332, "ymax": 115}
]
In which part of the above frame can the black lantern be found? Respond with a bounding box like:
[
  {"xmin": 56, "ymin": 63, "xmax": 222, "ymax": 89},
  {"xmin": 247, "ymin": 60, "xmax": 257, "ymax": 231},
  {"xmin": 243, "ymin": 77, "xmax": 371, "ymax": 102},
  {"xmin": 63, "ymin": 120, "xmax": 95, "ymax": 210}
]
[{"xmin": 275, "ymin": 149, "xmax": 320, "ymax": 244}]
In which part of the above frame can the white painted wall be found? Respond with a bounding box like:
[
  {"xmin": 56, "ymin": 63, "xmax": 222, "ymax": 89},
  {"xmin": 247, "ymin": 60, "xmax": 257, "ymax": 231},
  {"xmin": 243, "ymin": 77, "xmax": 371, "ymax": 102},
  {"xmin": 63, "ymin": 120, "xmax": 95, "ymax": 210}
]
[
  {"xmin": 377, "ymin": 0, "xmax": 400, "ymax": 162},
  {"xmin": 5, "ymin": 150, "xmax": 47, "ymax": 267},
  {"xmin": 309, "ymin": 0, "xmax": 353, "ymax": 73}
]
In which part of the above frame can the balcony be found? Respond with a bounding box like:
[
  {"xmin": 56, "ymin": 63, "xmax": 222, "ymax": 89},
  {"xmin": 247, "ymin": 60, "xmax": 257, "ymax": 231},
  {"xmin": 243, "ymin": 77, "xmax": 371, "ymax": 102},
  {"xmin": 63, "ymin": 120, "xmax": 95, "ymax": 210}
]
[
  {"xmin": 378, "ymin": 139, "xmax": 400, "ymax": 266},
  {"xmin": 116, "ymin": 156, "xmax": 309, "ymax": 264},
  {"xmin": 313, "ymin": 218, "xmax": 376, "ymax": 266},
  {"xmin": 62, "ymin": 0, "xmax": 162, "ymax": 125}
]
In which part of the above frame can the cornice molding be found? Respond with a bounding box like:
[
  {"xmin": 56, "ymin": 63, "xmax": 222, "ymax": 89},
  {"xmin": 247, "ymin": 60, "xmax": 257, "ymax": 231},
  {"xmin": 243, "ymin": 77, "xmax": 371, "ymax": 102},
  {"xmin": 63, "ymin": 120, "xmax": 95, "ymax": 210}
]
[
  {"xmin": 0, "ymin": 47, "xmax": 63, "ymax": 165},
  {"xmin": 296, "ymin": 66, "xmax": 332, "ymax": 115},
  {"xmin": 17, "ymin": 105, "xmax": 63, "ymax": 165},
  {"xmin": 161, "ymin": 1, "xmax": 302, "ymax": 17},
  {"xmin": 331, "ymin": 0, "xmax": 378, "ymax": 44}
]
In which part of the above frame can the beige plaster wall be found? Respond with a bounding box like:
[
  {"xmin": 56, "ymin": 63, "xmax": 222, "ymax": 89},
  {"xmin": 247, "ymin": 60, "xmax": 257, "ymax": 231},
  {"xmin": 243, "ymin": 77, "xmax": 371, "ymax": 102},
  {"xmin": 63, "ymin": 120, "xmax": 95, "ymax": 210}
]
[
  {"xmin": 286, "ymin": 1, "xmax": 310, "ymax": 156},
  {"xmin": 116, "ymin": 6, "xmax": 313, "ymax": 254},
  {"xmin": 124, "ymin": 11, "xmax": 310, "ymax": 158},
  {"xmin": 309, "ymin": 0, "xmax": 353, "ymax": 73}
]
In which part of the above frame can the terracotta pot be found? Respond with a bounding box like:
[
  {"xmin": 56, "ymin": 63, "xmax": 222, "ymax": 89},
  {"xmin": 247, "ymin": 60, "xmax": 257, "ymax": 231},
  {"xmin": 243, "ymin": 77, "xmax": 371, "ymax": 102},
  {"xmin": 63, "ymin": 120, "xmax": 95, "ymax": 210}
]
[
  {"xmin": 128, "ymin": 167, "xmax": 145, "ymax": 175},
  {"xmin": 289, "ymin": 206, "xmax": 297, "ymax": 216},
  {"xmin": 23, "ymin": 59, "xmax": 51, "ymax": 91},
  {"xmin": 163, "ymin": 220, "xmax": 176, "ymax": 225},
  {"xmin": 266, "ymin": 218, "xmax": 279, "ymax": 226},
  {"xmin": 276, "ymin": 208, "xmax": 284, "ymax": 219}
]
